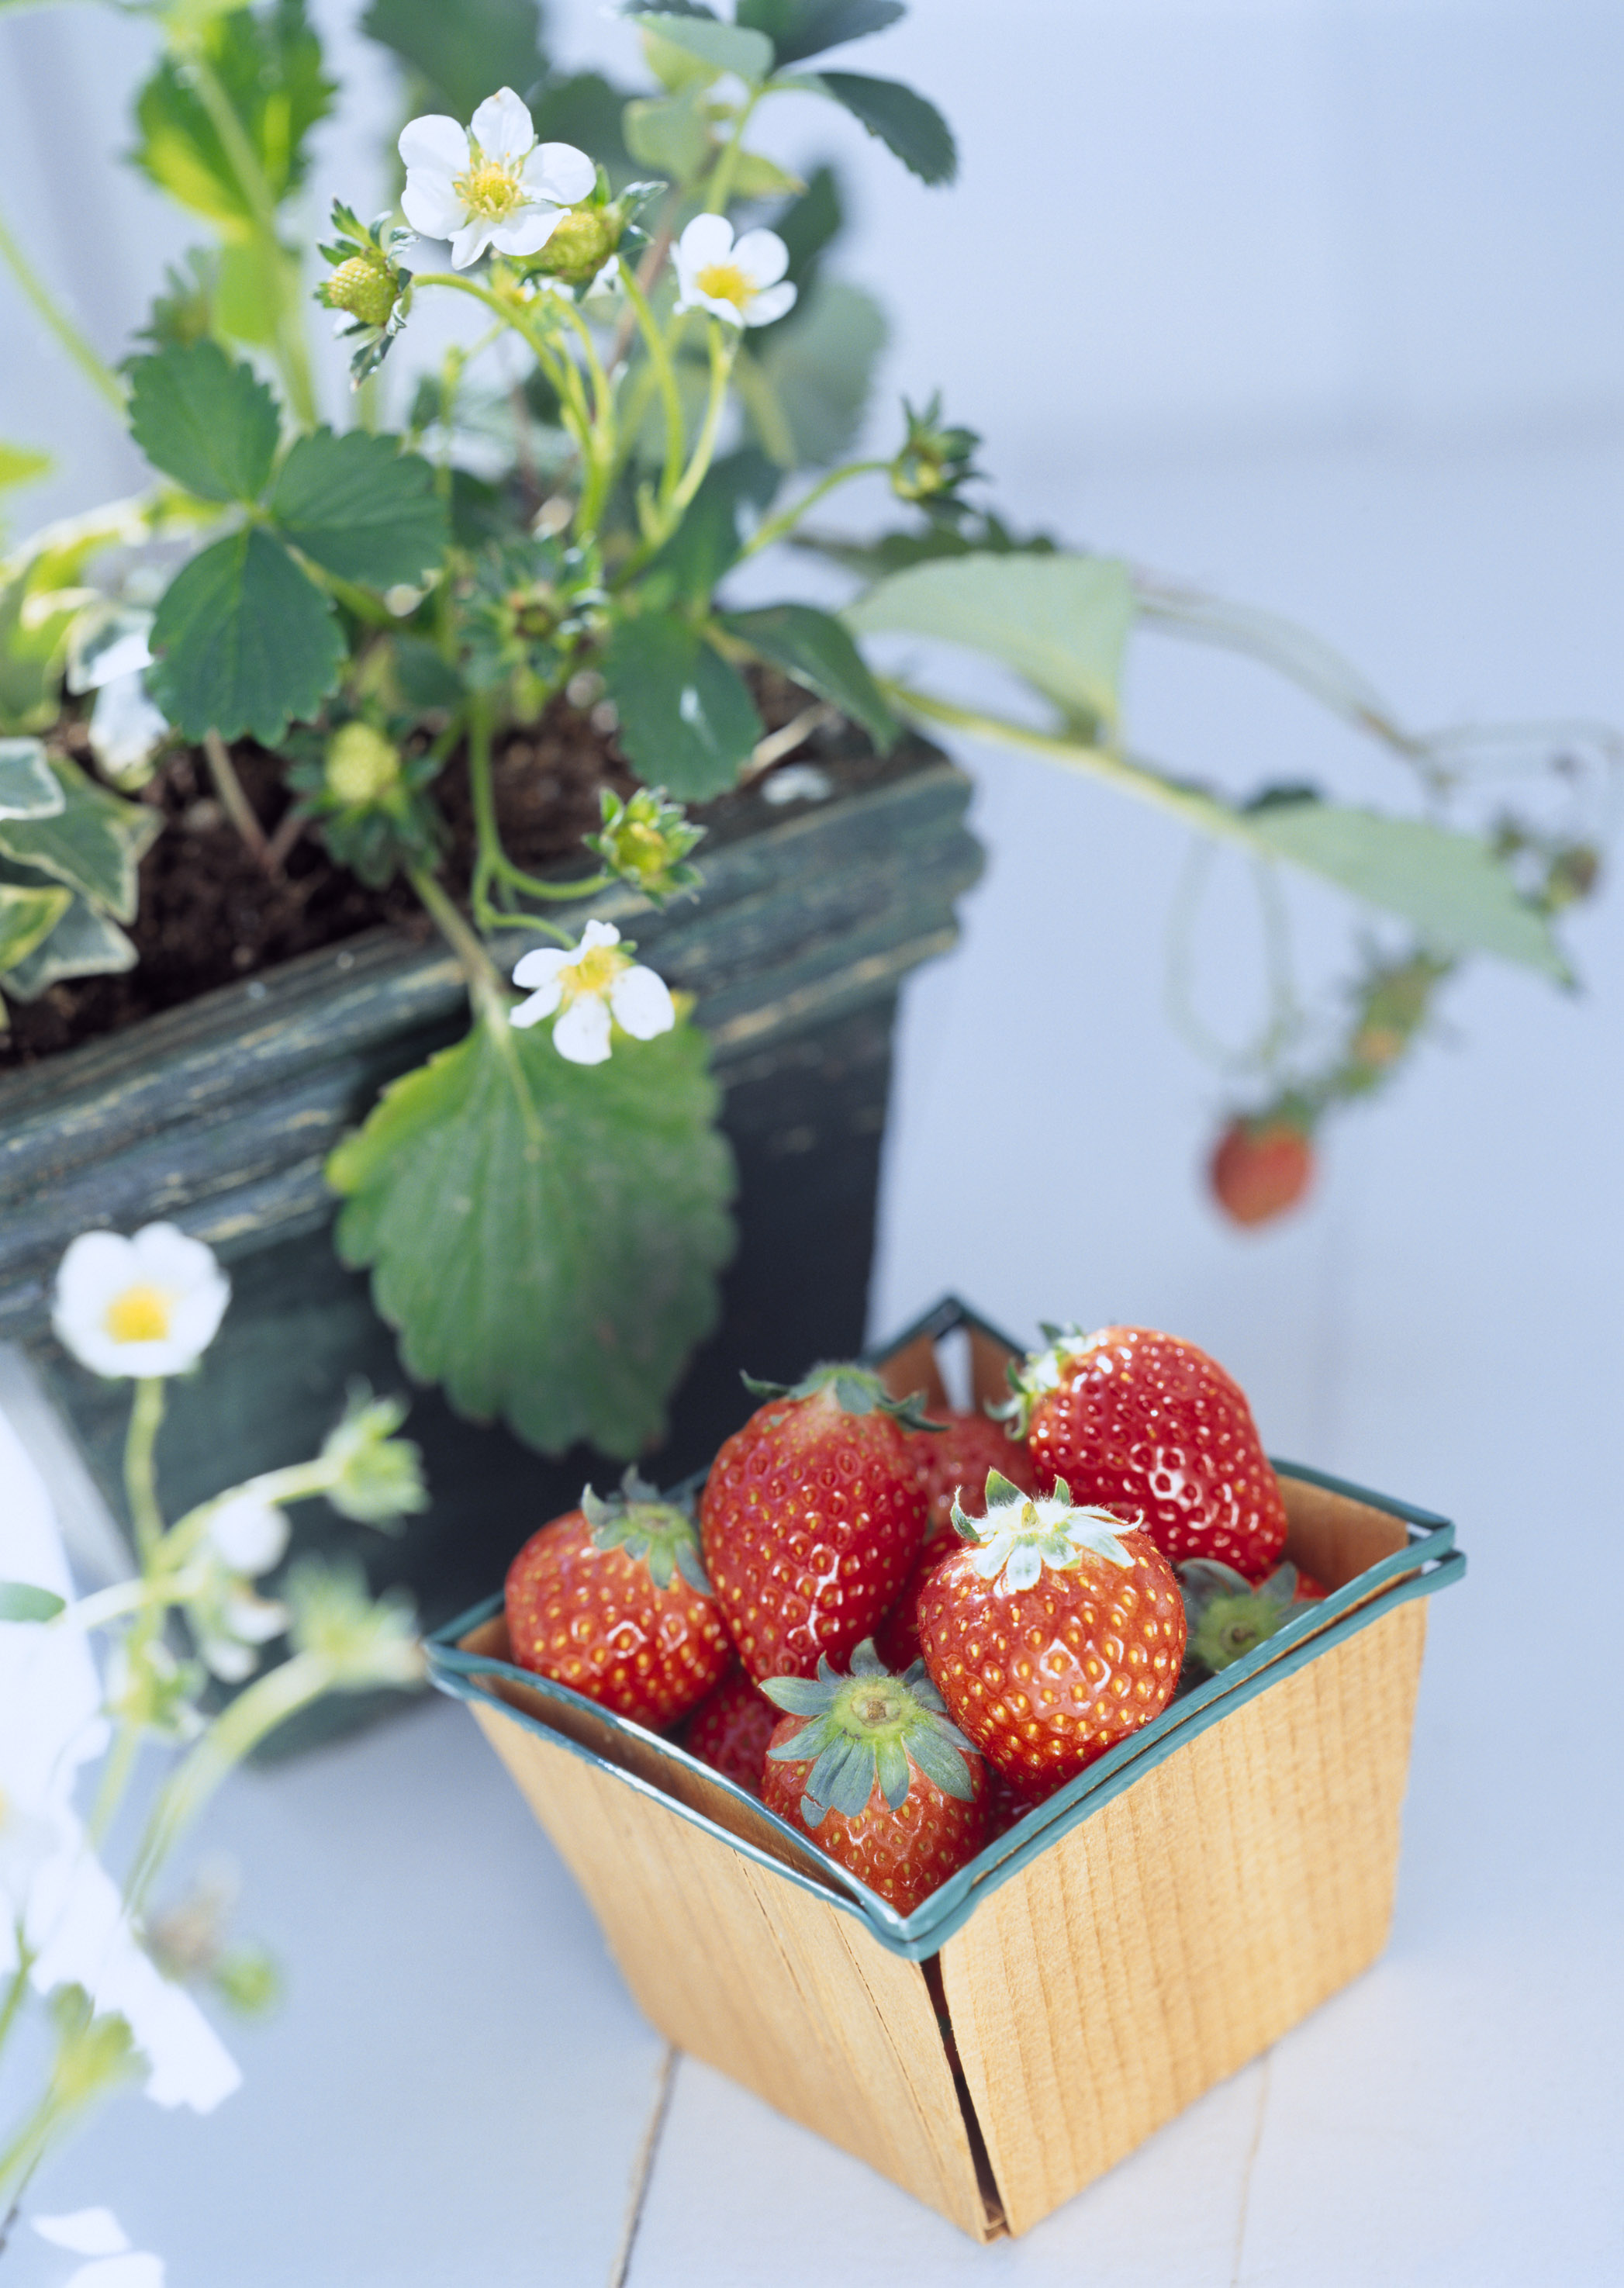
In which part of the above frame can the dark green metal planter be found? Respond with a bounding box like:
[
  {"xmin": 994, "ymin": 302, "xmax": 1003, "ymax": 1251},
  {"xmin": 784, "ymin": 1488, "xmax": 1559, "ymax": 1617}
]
[{"xmin": 0, "ymin": 733, "xmax": 982, "ymax": 1651}]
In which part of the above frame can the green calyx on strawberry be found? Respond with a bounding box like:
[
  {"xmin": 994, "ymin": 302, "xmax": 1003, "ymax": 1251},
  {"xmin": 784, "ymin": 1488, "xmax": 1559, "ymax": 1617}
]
[
  {"xmin": 1178, "ymin": 1557, "xmax": 1301, "ymax": 1675},
  {"xmin": 581, "ymin": 1467, "xmax": 712, "ymax": 1598},
  {"xmin": 992, "ymin": 1322, "xmax": 1098, "ymax": 1440},
  {"xmin": 949, "ymin": 1469, "xmax": 1136, "ymax": 1592},
  {"xmin": 741, "ymin": 1361, "xmax": 943, "ymax": 1434},
  {"xmin": 762, "ymin": 1638, "xmax": 976, "ymax": 1826}
]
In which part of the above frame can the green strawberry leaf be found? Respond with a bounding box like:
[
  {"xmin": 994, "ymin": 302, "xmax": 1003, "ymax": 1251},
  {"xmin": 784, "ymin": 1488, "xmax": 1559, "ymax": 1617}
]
[
  {"xmin": 810, "ymin": 71, "xmax": 956, "ymax": 185},
  {"xmin": 147, "ymin": 527, "xmax": 344, "ymax": 745},
  {"xmin": 328, "ymin": 1005, "xmax": 736, "ymax": 1458},
  {"xmin": 264, "ymin": 428, "xmax": 449, "ymax": 588},
  {"xmin": 126, "ymin": 339, "xmax": 282, "ymax": 504},
  {"xmin": 738, "ymin": 0, "xmax": 904, "ymax": 65},
  {"xmin": 635, "ymin": 11, "xmax": 774, "ymax": 83},
  {"xmin": 0, "ymin": 1581, "xmax": 66, "ymax": 1623},
  {"xmin": 742, "ymin": 279, "xmax": 886, "ymax": 468},
  {"xmin": 0, "ymin": 878, "xmax": 71, "ymax": 972},
  {"xmin": 0, "ymin": 758, "xmax": 158, "ymax": 921},
  {"xmin": 0, "ymin": 738, "xmax": 64, "ymax": 821},
  {"xmin": 600, "ymin": 612, "xmax": 762, "ymax": 799},
  {"xmin": 132, "ymin": 0, "xmax": 334, "ymax": 226},
  {"xmin": 719, "ymin": 603, "xmax": 897, "ymax": 751},
  {"xmin": 361, "ymin": 0, "xmax": 548, "ymax": 123},
  {"xmin": 845, "ymin": 550, "xmax": 1135, "ymax": 734}
]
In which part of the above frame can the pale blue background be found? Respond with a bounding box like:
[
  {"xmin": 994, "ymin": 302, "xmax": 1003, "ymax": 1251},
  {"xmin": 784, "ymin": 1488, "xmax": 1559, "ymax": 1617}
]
[{"xmin": 2, "ymin": 3, "xmax": 1621, "ymax": 2282}]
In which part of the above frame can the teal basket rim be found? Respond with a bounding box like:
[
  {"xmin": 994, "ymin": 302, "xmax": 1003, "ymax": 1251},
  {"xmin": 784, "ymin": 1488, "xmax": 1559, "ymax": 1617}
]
[{"xmin": 428, "ymin": 1299, "xmax": 1466, "ymax": 1962}]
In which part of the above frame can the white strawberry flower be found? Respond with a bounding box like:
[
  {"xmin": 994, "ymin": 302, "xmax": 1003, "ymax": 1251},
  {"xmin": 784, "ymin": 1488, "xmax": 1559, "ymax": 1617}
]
[
  {"xmin": 510, "ymin": 920, "xmax": 676, "ymax": 1066},
  {"xmin": 672, "ymin": 214, "xmax": 796, "ymax": 328},
  {"xmin": 34, "ymin": 2207, "xmax": 165, "ymax": 2285},
  {"xmin": 52, "ymin": 1225, "xmax": 230, "ymax": 1381},
  {"xmin": 399, "ymin": 88, "xmax": 595, "ymax": 271}
]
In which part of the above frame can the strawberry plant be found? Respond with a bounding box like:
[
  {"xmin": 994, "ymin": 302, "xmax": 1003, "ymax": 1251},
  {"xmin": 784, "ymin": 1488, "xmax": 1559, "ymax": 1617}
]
[{"xmin": 0, "ymin": 0, "xmax": 1614, "ymax": 1469}]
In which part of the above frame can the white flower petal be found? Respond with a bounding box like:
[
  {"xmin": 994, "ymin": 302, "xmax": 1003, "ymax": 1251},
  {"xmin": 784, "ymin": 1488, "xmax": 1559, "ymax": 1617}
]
[
  {"xmin": 64, "ymin": 2254, "xmax": 165, "ymax": 2288},
  {"xmin": 200, "ymin": 1637, "xmax": 257, "ymax": 1683},
  {"xmin": 34, "ymin": 2210, "xmax": 130, "ymax": 2256},
  {"xmin": 676, "ymin": 213, "xmax": 734, "ymax": 275},
  {"xmin": 450, "ymin": 216, "xmax": 496, "ymax": 270},
  {"xmin": 609, "ymin": 964, "xmax": 675, "ymax": 1041},
  {"xmin": 399, "ymin": 114, "xmax": 469, "ymax": 175},
  {"xmin": 552, "ymin": 997, "xmax": 612, "ymax": 1064},
  {"xmin": 732, "ymin": 228, "xmax": 790, "ymax": 289},
  {"xmin": 471, "ymin": 87, "xmax": 536, "ymax": 164},
  {"xmin": 401, "ymin": 172, "xmax": 468, "ymax": 240},
  {"xmin": 207, "ymin": 1494, "xmax": 289, "ymax": 1578},
  {"xmin": 580, "ymin": 920, "xmax": 622, "ymax": 951},
  {"xmin": 512, "ymin": 946, "xmax": 570, "ymax": 989},
  {"xmin": 524, "ymin": 140, "xmax": 596, "ymax": 206},
  {"xmin": 509, "ymin": 987, "xmax": 560, "ymax": 1029},
  {"xmin": 743, "ymin": 280, "xmax": 797, "ymax": 327},
  {"xmin": 223, "ymin": 1590, "xmax": 290, "ymax": 1645},
  {"xmin": 491, "ymin": 206, "xmax": 563, "ymax": 258}
]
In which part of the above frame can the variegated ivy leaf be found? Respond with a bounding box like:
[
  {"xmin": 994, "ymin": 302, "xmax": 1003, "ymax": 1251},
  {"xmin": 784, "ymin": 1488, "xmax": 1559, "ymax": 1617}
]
[
  {"xmin": 0, "ymin": 755, "xmax": 159, "ymax": 921},
  {"xmin": 0, "ymin": 876, "xmax": 70, "ymax": 973},
  {"xmin": 0, "ymin": 883, "xmax": 136, "ymax": 999},
  {"xmin": 0, "ymin": 738, "xmax": 64, "ymax": 821}
]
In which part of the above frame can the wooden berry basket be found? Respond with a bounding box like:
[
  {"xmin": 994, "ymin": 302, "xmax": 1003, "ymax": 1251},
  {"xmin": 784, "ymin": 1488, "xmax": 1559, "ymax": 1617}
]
[{"xmin": 427, "ymin": 1296, "xmax": 1464, "ymax": 2241}]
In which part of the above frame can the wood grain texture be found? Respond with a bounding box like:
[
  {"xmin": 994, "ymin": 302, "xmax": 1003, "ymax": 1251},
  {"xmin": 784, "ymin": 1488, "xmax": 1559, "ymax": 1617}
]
[
  {"xmin": 0, "ymin": 743, "xmax": 980, "ymax": 1332},
  {"xmin": 471, "ymin": 1698, "xmax": 999, "ymax": 2241},
  {"xmin": 939, "ymin": 1595, "xmax": 1429, "ymax": 2236}
]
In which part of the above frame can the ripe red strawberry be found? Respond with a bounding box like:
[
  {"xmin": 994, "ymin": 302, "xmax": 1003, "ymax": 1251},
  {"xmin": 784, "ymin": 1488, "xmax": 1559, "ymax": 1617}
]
[
  {"xmin": 506, "ymin": 1470, "xmax": 730, "ymax": 1728},
  {"xmin": 876, "ymin": 1413, "xmax": 1043, "ymax": 1670},
  {"xmin": 1004, "ymin": 1324, "xmax": 1287, "ymax": 1581},
  {"xmin": 760, "ymin": 1640, "xmax": 988, "ymax": 1914},
  {"xmin": 1210, "ymin": 1117, "xmax": 1315, "ymax": 1227},
  {"xmin": 1178, "ymin": 1557, "xmax": 1325, "ymax": 1676},
  {"xmin": 700, "ymin": 1364, "xmax": 930, "ymax": 1682},
  {"xmin": 680, "ymin": 1661, "xmax": 779, "ymax": 1796},
  {"xmin": 917, "ymin": 1471, "xmax": 1186, "ymax": 1800}
]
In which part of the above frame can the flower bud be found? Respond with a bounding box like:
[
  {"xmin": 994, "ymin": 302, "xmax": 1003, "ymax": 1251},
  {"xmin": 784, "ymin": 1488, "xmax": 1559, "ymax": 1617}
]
[
  {"xmin": 320, "ymin": 251, "xmax": 401, "ymax": 329},
  {"xmin": 285, "ymin": 1560, "xmax": 425, "ymax": 1690},
  {"xmin": 324, "ymin": 721, "xmax": 402, "ymax": 808},
  {"xmin": 890, "ymin": 392, "xmax": 980, "ymax": 506},
  {"xmin": 585, "ymin": 786, "xmax": 703, "ymax": 906},
  {"xmin": 529, "ymin": 204, "xmax": 622, "ymax": 289},
  {"xmin": 319, "ymin": 1388, "xmax": 429, "ymax": 1524}
]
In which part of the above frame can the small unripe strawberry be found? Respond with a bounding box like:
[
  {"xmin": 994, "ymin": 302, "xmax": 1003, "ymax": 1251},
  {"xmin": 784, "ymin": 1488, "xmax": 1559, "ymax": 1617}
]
[
  {"xmin": 1210, "ymin": 1118, "xmax": 1315, "ymax": 1227},
  {"xmin": 320, "ymin": 253, "xmax": 399, "ymax": 328}
]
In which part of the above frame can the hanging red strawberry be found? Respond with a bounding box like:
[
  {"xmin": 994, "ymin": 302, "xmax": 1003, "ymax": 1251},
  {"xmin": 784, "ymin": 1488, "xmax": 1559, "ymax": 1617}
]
[
  {"xmin": 700, "ymin": 1364, "xmax": 931, "ymax": 1681},
  {"xmin": 1210, "ymin": 1117, "xmax": 1316, "ymax": 1227},
  {"xmin": 917, "ymin": 1470, "xmax": 1186, "ymax": 1800},
  {"xmin": 760, "ymin": 1639, "xmax": 988, "ymax": 1914},
  {"xmin": 505, "ymin": 1470, "xmax": 730, "ymax": 1728},
  {"xmin": 1002, "ymin": 1324, "xmax": 1287, "ymax": 1581}
]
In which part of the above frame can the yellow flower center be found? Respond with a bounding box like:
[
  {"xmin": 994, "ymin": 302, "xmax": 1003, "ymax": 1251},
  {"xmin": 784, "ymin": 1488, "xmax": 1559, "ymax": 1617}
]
[
  {"xmin": 455, "ymin": 155, "xmax": 525, "ymax": 221},
  {"xmin": 561, "ymin": 944, "xmax": 630, "ymax": 1004},
  {"xmin": 694, "ymin": 261, "xmax": 755, "ymax": 312},
  {"xmin": 105, "ymin": 1284, "xmax": 174, "ymax": 1345}
]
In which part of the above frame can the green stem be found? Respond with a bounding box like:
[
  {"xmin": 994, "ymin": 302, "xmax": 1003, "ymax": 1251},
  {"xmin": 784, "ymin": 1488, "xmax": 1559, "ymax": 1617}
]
[
  {"xmin": 0, "ymin": 1948, "xmax": 32, "ymax": 2069},
  {"xmin": 184, "ymin": 50, "xmax": 316, "ymax": 427},
  {"xmin": 741, "ymin": 459, "xmax": 890, "ymax": 558},
  {"xmin": 705, "ymin": 90, "xmax": 762, "ymax": 213},
  {"xmin": 878, "ymin": 679, "xmax": 1280, "ymax": 855},
  {"xmin": 617, "ymin": 257, "xmax": 685, "ymax": 506},
  {"xmin": 0, "ymin": 195, "xmax": 123, "ymax": 413},
  {"xmin": 409, "ymin": 864, "xmax": 510, "ymax": 1021},
  {"xmin": 124, "ymin": 1379, "xmax": 168, "ymax": 1567},
  {"xmin": 124, "ymin": 1650, "xmax": 335, "ymax": 1920},
  {"xmin": 620, "ymin": 323, "xmax": 737, "ymax": 576}
]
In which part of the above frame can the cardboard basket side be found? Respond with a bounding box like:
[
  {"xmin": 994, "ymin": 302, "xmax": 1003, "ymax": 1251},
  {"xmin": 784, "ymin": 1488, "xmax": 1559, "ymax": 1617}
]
[
  {"xmin": 467, "ymin": 1688, "xmax": 1001, "ymax": 2240},
  {"xmin": 940, "ymin": 1592, "xmax": 1429, "ymax": 2236}
]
